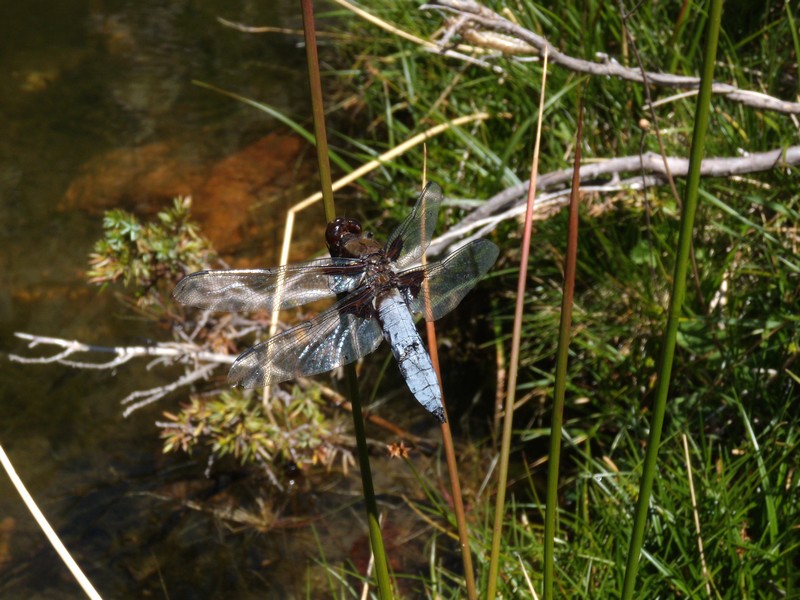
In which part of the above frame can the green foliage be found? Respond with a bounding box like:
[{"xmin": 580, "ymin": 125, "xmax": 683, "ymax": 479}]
[
  {"xmin": 160, "ymin": 389, "xmax": 351, "ymax": 483},
  {"xmin": 327, "ymin": 0, "xmax": 797, "ymax": 208},
  {"xmin": 75, "ymin": 0, "xmax": 800, "ymax": 593},
  {"xmin": 463, "ymin": 177, "xmax": 800, "ymax": 595},
  {"xmin": 85, "ymin": 197, "xmax": 353, "ymax": 488},
  {"xmin": 88, "ymin": 196, "xmax": 215, "ymax": 307},
  {"xmin": 326, "ymin": 0, "xmax": 800, "ymax": 596}
]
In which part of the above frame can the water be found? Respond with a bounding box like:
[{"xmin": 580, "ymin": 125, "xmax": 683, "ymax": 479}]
[{"xmin": 0, "ymin": 1, "xmax": 354, "ymax": 597}]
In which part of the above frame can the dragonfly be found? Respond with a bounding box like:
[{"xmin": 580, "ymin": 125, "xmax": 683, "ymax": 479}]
[{"xmin": 172, "ymin": 182, "xmax": 499, "ymax": 423}]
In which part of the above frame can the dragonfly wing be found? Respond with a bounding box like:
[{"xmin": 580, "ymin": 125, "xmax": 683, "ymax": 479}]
[
  {"xmin": 405, "ymin": 238, "xmax": 499, "ymax": 321},
  {"xmin": 384, "ymin": 181, "xmax": 444, "ymax": 269},
  {"xmin": 172, "ymin": 258, "xmax": 364, "ymax": 312},
  {"xmin": 228, "ymin": 288, "xmax": 384, "ymax": 388}
]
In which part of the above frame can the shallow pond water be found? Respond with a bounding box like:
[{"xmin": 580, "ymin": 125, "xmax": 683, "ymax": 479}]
[
  {"xmin": 0, "ymin": 0, "xmax": 492, "ymax": 596},
  {"xmin": 0, "ymin": 1, "xmax": 393, "ymax": 597}
]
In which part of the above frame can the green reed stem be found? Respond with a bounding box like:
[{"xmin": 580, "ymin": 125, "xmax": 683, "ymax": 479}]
[
  {"xmin": 543, "ymin": 96, "xmax": 583, "ymax": 600},
  {"xmin": 301, "ymin": 0, "xmax": 336, "ymax": 223},
  {"xmin": 486, "ymin": 49, "xmax": 549, "ymax": 600},
  {"xmin": 346, "ymin": 364, "xmax": 392, "ymax": 598},
  {"xmin": 620, "ymin": 0, "xmax": 721, "ymax": 597},
  {"xmin": 300, "ymin": 1, "xmax": 391, "ymax": 597}
]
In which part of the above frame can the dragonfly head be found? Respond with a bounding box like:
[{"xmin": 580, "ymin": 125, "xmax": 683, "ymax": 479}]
[{"xmin": 326, "ymin": 217, "xmax": 363, "ymax": 257}]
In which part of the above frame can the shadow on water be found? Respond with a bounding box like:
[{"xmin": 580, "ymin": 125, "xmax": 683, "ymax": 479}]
[{"xmin": 0, "ymin": 1, "xmax": 433, "ymax": 597}]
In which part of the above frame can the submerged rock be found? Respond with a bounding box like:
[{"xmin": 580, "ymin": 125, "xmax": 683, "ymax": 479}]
[{"xmin": 62, "ymin": 132, "xmax": 308, "ymax": 254}]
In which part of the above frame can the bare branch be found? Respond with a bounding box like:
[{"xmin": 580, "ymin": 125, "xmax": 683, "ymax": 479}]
[
  {"xmin": 10, "ymin": 332, "xmax": 235, "ymax": 415},
  {"xmin": 429, "ymin": 177, "xmax": 654, "ymax": 255},
  {"xmin": 423, "ymin": 0, "xmax": 800, "ymax": 115},
  {"xmin": 428, "ymin": 145, "xmax": 800, "ymax": 256},
  {"xmin": 10, "ymin": 332, "xmax": 234, "ymax": 368},
  {"xmin": 121, "ymin": 364, "xmax": 219, "ymax": 417},
  {"xmin": 12, "ymin": 143, "xmax": 798, "ymax": 414},
  {"xmin": 10, "ymin": 329, "xmax": 466, "ymax": 447}
]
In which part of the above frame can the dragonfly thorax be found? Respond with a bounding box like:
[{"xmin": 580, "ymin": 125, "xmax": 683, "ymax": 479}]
[{"xmin": 364, "ymin": 252, "xmax": 400, "ymax": 292}]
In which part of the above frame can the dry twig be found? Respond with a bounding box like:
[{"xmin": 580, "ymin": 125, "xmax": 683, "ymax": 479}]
[
  {"xmin": 422, "ymin": 0, "xmax": 800, "ymax": 114},
  {"xmin": 427, "ymin": 145, "xmax": 800, "ymax": 256},
  {"xmin": 9, "ymin": 332, "xmax": 434, "ymax": 446}
]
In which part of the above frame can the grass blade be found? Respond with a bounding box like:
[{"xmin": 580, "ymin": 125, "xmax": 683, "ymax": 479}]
[
  {"xmin": 543, "ymin": 93, "xmax": 584, "ymax": 600},
  {"xmin": 620, "ymin": 0, "xmax": 723, "ymax": 596},
  {"xmin": 487, "ymin": 48, "xmax": 550, "ymax": 600}
]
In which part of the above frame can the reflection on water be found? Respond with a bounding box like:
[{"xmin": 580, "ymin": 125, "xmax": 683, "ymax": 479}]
[{"xmin": 0, "ymin": 1, "xmax": 402, "ymax": 597}]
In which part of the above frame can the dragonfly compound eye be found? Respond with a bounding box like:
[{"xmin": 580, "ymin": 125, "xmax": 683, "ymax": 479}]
[{"xmin": 326, "ymin": 217, "xmax": 363, "ymax": 252}]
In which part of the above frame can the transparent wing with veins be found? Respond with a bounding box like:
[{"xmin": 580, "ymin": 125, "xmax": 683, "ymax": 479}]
[
  {"xmin": 384, "ymin": 181, "xmax": 444, "ymax": 269},
  {"xmin": 172, "ymin": 257, "xmax": 365, "ymax": 313},
  {"xmin": 227, "ymin": 287, "xmax": 384, "ymax": 388},
  {"xmin": 227, "ymin": 238, "xmax": 500, "ymax": 388},
  {"xmin": 404, "ymin": 238, "xmax": 500, "ymax": 321},
  {"xmin": 172, "ymin": 181, "xmax": 500, "ymax": 395}
]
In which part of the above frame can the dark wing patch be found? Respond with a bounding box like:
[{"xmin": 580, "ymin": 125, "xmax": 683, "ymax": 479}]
[{"xmin": 383, "ymin": 182, "xmax": 444, "ymax": 269}]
